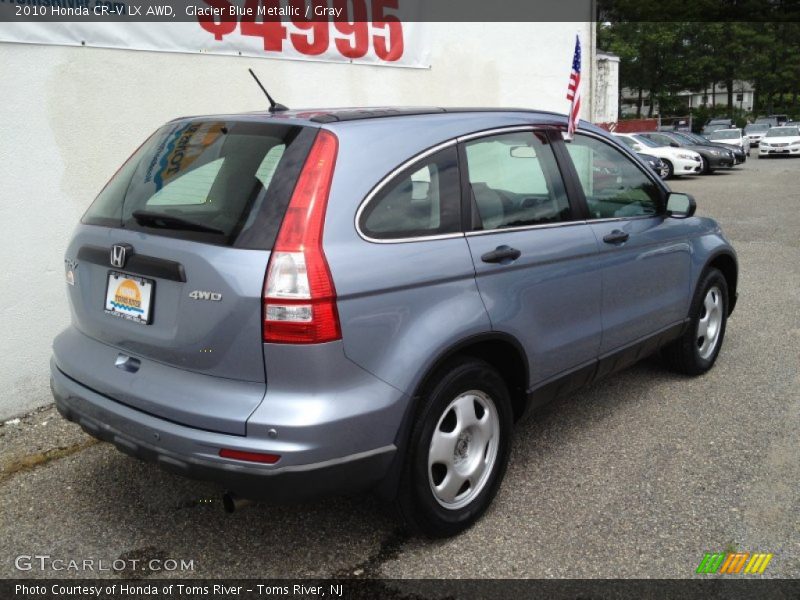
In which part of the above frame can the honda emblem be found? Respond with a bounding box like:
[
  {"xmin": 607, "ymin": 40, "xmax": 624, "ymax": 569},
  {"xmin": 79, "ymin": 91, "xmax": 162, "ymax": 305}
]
[{"xmin": 110, "ymin": 244, "xmax": 132, "ymax": 268}]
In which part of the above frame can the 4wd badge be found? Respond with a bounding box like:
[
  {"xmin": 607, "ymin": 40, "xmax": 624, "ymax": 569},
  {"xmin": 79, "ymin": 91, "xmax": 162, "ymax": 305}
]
[{"xmin": 189, "ymin": 290, "xmax": 222, "ymax": 301}]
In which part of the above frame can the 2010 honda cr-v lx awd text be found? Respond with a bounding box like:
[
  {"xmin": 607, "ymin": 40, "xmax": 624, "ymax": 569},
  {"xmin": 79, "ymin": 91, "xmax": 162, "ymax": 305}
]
[{"xmin": 51, "ymin": 107, "xmax": 738, "ymax": 537}]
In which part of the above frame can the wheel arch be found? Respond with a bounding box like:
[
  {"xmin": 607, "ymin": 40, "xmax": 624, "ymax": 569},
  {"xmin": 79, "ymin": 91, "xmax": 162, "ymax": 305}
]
[
  {"xmin": 374, "ymin": 332, "xmax": 529, "ymax": 500},
  {"xmin": 413, "ymin": 333, "xmax": 530, "ymax": 422},
  {"xmin": 703, "ymin": 250, "xmax": 738, "ymax": 315}
]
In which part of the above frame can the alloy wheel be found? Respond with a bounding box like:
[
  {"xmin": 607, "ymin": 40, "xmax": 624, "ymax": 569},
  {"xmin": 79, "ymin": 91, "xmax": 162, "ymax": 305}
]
[
  {"xmin": 697, "ymin": 286, "xmax": 723, "ymax": 360},
  {"xmin": 427, "ymin": 390, "xmax": 500, "ymax": 510}
]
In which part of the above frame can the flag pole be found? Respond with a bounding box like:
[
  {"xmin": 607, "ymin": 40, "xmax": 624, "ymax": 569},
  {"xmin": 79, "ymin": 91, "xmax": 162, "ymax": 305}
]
[{"xmin": 565, "ymin": 32, "xmax": 582, "ymax": 142}]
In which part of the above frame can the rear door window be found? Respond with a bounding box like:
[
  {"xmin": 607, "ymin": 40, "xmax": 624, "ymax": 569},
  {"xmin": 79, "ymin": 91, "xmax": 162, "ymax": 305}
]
[
  {"xmin": 463, "ymin": 131, "xmax": 571, "ymax": 230},
  {"xmin": 82, "ymin": 120, "xmax": 314, "ymax": 249}
]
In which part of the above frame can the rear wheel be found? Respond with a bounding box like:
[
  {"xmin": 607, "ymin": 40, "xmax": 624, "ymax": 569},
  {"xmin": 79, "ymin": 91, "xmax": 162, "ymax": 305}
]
[
  {"xmin": 396, "ymin": 358, "xmax": 513, "ymax": 537},
  {"xmin": 662, "ymin": 268, "xmax": 729, "ymax": 375}
]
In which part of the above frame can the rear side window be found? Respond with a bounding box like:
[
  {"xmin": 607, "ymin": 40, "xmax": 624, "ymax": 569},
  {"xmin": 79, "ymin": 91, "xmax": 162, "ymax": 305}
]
[
  {"xmin": 359, "ymin": 146, "xmax": 461, "ymax": 240},
  {"xmin": 82, "ymin": 120, "xmax": 315, "ymax": 249}
]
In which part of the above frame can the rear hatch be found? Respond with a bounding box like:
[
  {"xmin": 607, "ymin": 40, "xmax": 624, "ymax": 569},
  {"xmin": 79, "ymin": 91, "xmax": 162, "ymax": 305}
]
[{"xmin": 60, "ymin": 118, "xmax": 318, "ymax": 433}]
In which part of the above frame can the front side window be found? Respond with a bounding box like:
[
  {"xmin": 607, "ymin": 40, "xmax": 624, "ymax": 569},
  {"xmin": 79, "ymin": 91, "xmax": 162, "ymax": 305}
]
[
  {"xmin": 463, "ymin": 131, "xmax": 570, "ymax": 230},
  {"xmin": 565, "ymin": 134, "xmax": 662, "ymax": 219},
  {"xmin": 359, "ymin": 146, "xmax": 461, "ymax": 240}
]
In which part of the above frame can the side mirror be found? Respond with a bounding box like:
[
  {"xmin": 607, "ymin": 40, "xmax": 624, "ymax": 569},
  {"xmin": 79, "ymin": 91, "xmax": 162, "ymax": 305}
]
[
  {"xmin": 667, "ymin": 192, "xmax": 696, "ymax": 218},
  {"xmin": 669, "ymin": 142, "xmax": 680, "ymax": 147}
]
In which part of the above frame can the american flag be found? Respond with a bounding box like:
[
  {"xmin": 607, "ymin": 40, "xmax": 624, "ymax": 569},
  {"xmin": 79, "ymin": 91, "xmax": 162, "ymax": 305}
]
[{"xmin": 566, "ymin": 35, "xmax": 581, "ymax": 139}]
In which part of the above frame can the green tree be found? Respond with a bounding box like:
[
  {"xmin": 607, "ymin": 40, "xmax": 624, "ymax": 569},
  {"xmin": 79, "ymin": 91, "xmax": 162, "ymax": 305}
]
[{"xmin": 599, "ymin": 20, "xmax": 800, "ymax": 120}]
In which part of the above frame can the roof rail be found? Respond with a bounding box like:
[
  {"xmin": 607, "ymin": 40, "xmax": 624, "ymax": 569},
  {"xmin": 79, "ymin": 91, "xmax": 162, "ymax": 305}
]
[{"xmin": 310, "ymin": 108, "xmax": 446, "ymax": 123}]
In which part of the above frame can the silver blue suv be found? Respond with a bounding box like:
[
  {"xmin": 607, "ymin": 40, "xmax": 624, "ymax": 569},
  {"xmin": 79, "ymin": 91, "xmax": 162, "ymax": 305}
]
[{"xmin": 51, "ymin": 108, "xmax": 738, "ymax": 537}]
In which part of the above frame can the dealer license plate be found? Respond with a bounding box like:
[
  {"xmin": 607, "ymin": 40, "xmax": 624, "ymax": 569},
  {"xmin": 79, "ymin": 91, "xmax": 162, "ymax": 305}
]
[{"xmin": 104, "ymin": 271, "xmax": 154, "ymax": 324}]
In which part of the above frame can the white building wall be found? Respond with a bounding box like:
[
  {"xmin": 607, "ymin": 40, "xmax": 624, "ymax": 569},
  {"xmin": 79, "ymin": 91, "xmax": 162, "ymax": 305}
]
[
  {"xmin": 0, "ymin": 21, "xmax": 593, "ymax": 419},
  {"xmin": 593, "ymin": 52, "xmax": 619, "ymax": 123}
]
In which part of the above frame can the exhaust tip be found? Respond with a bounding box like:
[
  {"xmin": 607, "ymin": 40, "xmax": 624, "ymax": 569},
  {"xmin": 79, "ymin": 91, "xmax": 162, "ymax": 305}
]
[{"xmin": 222, "ymin": 492, "xmax": 254, "ymax": 513}]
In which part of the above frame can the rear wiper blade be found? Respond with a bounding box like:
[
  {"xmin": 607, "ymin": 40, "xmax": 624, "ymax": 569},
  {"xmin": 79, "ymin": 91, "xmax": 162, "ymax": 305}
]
[{"xmin": 131, "ymin": 210, "xmax": 225, "ymax": 235}]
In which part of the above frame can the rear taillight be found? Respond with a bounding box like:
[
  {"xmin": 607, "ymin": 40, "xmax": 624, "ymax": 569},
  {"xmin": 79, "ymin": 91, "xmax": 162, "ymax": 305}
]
[{"xmin": 263, "ymin": 130, "xmax": 341, "ymax": 344}]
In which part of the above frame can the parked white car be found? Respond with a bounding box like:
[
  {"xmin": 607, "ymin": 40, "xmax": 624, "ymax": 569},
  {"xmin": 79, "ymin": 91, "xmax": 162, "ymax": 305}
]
[
  {"xmin": 758, "ymin": 126, "xmax": 800, "ymax": 158},
  {"xmin": 744, "ymin": 123, "xmax": 770, "ymax": 147},
  {"xmin": 708, "ymin": 128, "xmax": 751, "ymax": 155},
  {"xmin": 614, "ymin": 133, "xmax": 702, "ymax": 178}
]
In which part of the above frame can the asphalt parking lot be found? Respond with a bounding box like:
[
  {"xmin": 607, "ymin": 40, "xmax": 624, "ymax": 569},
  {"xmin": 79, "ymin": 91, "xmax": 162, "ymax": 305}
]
[{"xmin": 1, "ymin": 154, "xmax": 798, "ymax": 580}]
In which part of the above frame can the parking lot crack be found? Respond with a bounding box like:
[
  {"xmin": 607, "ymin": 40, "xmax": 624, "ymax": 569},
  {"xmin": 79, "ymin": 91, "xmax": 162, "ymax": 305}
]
[
  {"xmin": 0, "ymin": 438, "xmax": 99, "ymax": 485},
  {"xmin": 330, "ymin": 528, "xmax": 445, "ymax": 599}
]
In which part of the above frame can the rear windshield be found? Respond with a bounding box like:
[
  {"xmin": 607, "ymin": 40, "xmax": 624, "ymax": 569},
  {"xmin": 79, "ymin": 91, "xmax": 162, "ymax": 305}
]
[{"xmin": 82, "ymin": 119, "xmax": 315, "ymax": 248}]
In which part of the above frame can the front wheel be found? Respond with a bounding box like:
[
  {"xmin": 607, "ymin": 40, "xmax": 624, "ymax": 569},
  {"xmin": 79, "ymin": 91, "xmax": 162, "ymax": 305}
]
[
  {"xmin": 396, "ymin": 358, "xmax": 513, "ymax": 537},
  {"xmin": 662, "ymin": 268, "xmax": 729, "ymax": 375},
  {"xmin": 700, "ymin": 156, "xmax": 712, "ymax": 174},
  {"xmin": 661, "ymin": 159, "xmax": 674, "ymax": 179}
]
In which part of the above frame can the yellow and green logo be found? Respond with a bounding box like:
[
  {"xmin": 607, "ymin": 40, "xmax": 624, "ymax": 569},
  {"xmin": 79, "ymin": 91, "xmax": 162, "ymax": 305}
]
[{"xmin": 696, "ymin": 552, "xmax": 773, "ymax": 574}]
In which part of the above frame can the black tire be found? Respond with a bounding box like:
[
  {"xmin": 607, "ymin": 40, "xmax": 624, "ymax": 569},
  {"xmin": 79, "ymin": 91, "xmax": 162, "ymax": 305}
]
[
  {"xmin": 662, "ymin": 159, "xmax": 674, "ymax": 179},
  {"xmin": 396, "ymin": 358, "xmax": 513, "ymax": 538},
  {"xmin": 662, "ymin": 268, "xmax": 729, "ymax": 376},
  {"xmin": 700, "ymin": 156, "xmax": 712, "ymax": 174}
]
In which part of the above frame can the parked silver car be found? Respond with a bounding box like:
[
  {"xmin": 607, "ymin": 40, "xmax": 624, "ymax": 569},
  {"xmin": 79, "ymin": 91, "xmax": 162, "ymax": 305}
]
[
  {"xmin": 744, "ymin": 123, "xmax": 770, "ymax": 147},
  {"xmin": 52, "ymin": 108, "xmax": 738, "ymax": 537}
]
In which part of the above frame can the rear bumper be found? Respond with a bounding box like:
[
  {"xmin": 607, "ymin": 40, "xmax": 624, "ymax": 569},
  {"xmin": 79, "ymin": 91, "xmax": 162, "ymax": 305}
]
[{"xmin": 51, "ymin": 359, "xmax": 398, "ymax": 500}]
